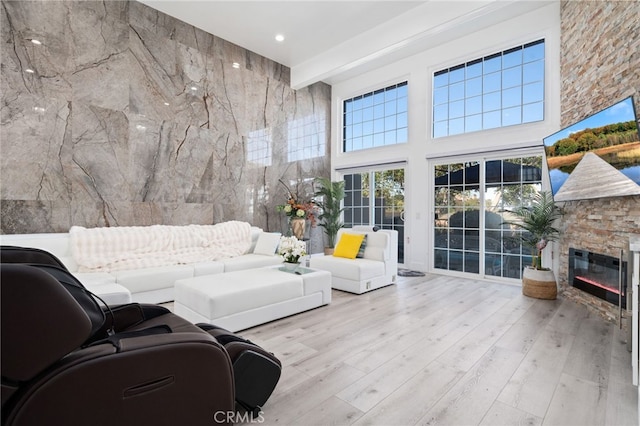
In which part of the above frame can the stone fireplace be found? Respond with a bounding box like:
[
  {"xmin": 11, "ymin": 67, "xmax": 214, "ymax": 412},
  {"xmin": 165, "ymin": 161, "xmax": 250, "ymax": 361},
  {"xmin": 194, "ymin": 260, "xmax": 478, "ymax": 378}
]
[{"xmin": 558, "ymin": 196, "xmax": 640, "ymax": 323}]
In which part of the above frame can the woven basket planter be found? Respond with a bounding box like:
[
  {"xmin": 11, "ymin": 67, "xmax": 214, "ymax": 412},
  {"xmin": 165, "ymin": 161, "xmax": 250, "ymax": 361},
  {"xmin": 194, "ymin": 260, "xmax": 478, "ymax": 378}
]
[{"xmin": 522, "ymin": 267, "xmax": 557, "ymax": 300}]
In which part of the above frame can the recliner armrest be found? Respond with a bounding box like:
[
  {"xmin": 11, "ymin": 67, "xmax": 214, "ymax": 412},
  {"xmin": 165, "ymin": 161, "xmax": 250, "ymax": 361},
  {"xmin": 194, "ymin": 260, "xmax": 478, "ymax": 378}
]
[
  {"xmin": 102, "ymin": 303, "xmax": 172, "ymax": 333},
  {"xmin": 103, "ymin": 304, "xmax": 145, "ymax": 332},
  {"xmin": 116, "ymin": 331, "xmax": 220, "ymax": 352}
]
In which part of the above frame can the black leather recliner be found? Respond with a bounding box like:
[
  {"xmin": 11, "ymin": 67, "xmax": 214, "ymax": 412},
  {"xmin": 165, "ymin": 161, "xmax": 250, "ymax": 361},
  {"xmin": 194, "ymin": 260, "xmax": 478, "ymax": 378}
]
[{"xmin": 1, "ymin": 246, "xmax": 281, "ymax": 425}]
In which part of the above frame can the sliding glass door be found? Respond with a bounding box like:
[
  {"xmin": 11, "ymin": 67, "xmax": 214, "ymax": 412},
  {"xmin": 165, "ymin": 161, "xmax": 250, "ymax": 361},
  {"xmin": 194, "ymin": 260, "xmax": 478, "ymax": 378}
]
[
  {"xmin": 434, "ymin": 162, "xmax": 481, "ymax": 273},
  {"xmin": 433, "ymin": 155, "xmax": 542, "ymax": 278},
  {"xmin": 343, "ymin": 168, "xmax": 405, "ymax": 263}
]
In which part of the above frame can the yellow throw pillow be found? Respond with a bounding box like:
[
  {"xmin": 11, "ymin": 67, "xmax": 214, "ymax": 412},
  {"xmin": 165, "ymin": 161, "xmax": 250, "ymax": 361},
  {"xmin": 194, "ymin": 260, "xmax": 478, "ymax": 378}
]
[{"xmin": 333, "ymin": 233, "xmax": 365, "ymax": 259}]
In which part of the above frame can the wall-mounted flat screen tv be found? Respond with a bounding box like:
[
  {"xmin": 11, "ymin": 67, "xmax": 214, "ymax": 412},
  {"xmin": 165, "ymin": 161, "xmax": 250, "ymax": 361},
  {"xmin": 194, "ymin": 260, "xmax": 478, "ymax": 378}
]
[{"xmin": 543, "ymin": 96, "xmax": 640, "ymax": 201}]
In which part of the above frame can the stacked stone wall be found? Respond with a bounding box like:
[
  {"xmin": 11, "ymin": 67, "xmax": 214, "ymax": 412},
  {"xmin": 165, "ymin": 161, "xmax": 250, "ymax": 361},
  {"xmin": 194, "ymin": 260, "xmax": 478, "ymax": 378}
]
[
  {"xmin": 559, "ymin": 0, "xmax": 640, "ymax": 322},
  {"xmin": 560, "ymin": 0, "xmax": 640, "ymax": 127}
]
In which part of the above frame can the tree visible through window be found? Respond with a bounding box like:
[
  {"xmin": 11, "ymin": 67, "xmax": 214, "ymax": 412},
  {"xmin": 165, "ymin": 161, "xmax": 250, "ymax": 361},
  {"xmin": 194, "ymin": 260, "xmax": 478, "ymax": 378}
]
[{"xmin": 343, "ymin": 168, "xmax": 405, "ymax": 263}]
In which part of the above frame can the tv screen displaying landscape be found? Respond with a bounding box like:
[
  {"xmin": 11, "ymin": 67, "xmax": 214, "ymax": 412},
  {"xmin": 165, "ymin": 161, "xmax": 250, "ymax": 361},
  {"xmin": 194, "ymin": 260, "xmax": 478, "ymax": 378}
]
[{"xmin": 543, "ymin": 96, "xmax": 640, "ymax": 201}]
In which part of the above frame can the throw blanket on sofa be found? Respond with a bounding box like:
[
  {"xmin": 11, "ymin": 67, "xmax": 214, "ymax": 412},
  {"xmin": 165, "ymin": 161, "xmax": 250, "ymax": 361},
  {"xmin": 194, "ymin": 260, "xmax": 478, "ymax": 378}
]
[{"xmin": 70, "ymin": 221, "xmax": 252, "ymax": 273}]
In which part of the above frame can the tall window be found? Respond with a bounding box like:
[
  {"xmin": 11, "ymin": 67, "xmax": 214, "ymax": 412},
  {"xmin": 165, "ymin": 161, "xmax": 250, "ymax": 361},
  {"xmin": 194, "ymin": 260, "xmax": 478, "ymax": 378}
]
[
  {"xmin": 433, "ymin": 39, "xmax": 544, "ymax": 138},
  {"xmin": 433, "ymin": 155, "xmax": 542, "ymax": 278},
  {"xmin": 485, "ymin": 156, "xmax": 543, "ymax": 279},
  {"xmin": 343, "ymin": 81, "xmax": 408, "ymax": 152},
  {"xmin": 343, "ymin": 168, "xmax": 405, "ymax": 263},
  {"xmin": 344, "ymin": 173, "xmax": 370, "ymax": 226}
]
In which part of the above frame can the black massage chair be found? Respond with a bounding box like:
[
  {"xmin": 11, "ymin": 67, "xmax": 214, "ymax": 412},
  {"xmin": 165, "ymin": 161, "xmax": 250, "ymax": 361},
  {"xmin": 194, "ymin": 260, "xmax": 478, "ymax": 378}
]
[{"xmin": 1, "ymin": 246, "xmax": 281, "ymax": 425}]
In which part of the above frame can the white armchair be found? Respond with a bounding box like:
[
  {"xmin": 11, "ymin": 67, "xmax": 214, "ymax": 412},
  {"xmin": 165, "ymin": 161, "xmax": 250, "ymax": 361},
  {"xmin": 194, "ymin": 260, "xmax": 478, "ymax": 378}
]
[{"xmin": 310, "ymin": 226, "xmax": 398, "ymax": 294}]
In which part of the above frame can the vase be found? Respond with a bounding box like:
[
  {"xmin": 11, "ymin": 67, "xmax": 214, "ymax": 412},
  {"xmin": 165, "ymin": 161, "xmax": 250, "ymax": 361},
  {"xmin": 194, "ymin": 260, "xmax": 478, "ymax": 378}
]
[
  {"xmin": 290, "ymin": 218, "xmax": 306, "ymax": 240},
  {"xmin": 522, "ymin": 267, "xmax": 557, "ymax": 300},
  {"xmin": 282, "ymin": 261, "xmax": 300, "ymax": 272}
]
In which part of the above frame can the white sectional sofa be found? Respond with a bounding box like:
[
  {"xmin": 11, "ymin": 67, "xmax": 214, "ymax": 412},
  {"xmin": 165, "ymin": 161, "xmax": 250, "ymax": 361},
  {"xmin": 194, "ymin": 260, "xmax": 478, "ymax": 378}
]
[
  {"xmin": 310, "ymin": 226, "xmax": 398, "ymax": 294},
  {"xmin": 0, "ymin": 222, "xmax": 283, "ymax": 305}
]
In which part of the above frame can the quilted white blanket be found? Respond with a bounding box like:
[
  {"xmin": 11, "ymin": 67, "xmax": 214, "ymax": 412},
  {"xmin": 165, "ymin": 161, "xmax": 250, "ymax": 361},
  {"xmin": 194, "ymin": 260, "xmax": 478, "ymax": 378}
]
[{"xmin": 70, "ymin": 221, "xmax": 252, "ymax": 273}]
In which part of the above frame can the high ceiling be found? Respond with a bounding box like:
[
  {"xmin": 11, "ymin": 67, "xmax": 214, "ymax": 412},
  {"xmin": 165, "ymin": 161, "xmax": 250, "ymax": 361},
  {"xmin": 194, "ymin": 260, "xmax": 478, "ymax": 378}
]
[{"xmin": 139, "ymin": 1, "xmax": 554, "ymax": 88}]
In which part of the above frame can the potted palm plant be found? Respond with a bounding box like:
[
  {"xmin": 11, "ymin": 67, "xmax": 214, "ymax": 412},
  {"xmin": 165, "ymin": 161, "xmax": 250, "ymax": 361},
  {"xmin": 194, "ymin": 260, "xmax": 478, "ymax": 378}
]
[
  {"xmin": 504, "ymin": 191, "xmax": 562, "ymax": 299},
  {"xmin": 314, "ymin": 177, "xmax": 345, "ymax": 255}
]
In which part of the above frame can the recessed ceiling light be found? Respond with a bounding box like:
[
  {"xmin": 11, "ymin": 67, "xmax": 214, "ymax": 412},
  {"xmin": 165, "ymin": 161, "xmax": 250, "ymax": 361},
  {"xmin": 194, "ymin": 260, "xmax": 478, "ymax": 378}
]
[
  {"xmin": 163, "ymin": 102, "xmax": 170, "ymax": 106},
  {"xmin": 275, "ymin": 34, "xmax": 285, "ymax": 42},
  {"xmin": 232, "ymin": 62, "xmax": 240, "ymax": 69},
  {"xmin": 190, "ymin": 86, "xmax": 198, "ymax": 91},
  {"xmin": 25, "ymin": 68, "xmax": 35, "ymax": 74},
  {"xmin": 30, "ymin": 39, "xmax": 42, "ymax": 45}
]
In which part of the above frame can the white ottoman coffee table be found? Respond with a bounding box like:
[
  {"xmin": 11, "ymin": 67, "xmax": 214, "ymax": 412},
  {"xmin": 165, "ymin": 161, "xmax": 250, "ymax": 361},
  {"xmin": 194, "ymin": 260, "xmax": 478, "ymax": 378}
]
[{"xmin": 173, "ymin": 265, "xmax": 331, "ymax": 332}]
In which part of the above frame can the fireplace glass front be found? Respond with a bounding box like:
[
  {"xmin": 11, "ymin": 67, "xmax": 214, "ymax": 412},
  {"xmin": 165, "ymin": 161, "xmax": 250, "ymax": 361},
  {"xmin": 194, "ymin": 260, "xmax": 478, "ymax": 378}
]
[{"xmin": 568, "ymin": 248, "xmax": 627, "ymax": 308}]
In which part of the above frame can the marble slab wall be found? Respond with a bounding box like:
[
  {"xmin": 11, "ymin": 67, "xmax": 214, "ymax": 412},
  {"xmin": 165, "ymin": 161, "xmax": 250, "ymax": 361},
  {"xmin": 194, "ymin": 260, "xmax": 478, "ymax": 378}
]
[{"xmin": 1, "ymin": 0, "xmax": 330, "ymax": 242}]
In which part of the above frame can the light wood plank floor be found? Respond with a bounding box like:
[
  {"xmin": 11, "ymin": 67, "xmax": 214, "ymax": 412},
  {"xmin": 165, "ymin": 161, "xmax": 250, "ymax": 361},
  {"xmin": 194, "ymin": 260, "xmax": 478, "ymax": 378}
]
[{"xmin": 230, "ymin": 274, "xmax": 638, "ymax": 426}]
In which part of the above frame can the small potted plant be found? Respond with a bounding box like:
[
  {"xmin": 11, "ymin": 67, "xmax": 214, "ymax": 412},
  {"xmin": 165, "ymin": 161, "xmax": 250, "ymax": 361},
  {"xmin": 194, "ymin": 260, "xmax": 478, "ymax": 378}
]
[
  {"xmin": 504, "ymin": 191, "xmax": 562, "ymax": 299},
  {"xmin": 313, "ymin": 177, "xmax": 345, "ymax": 255},
  {"xmin": 278, "ymin": 236, "xmax": 307, "ymax": 271}
]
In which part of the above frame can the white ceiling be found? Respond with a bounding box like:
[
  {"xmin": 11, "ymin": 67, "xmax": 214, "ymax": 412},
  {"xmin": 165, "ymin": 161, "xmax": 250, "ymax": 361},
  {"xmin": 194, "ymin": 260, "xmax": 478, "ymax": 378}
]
[{"xmin": 138, "ymin": 1, "xmax": 554, "ymax": 88}]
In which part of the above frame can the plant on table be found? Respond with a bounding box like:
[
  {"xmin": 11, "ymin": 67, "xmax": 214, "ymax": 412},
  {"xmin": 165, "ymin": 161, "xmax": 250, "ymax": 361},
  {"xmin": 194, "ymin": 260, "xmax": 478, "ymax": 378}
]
[{"xmin": 278, "ymin": 236, "xmax": 307, "ymax": 264}]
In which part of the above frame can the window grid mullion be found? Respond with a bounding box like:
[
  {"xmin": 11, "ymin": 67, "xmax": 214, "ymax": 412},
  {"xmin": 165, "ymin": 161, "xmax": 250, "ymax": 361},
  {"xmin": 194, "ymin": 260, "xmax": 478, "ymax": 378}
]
[{"xmin": 433, "ymin": 39, "xmax": 545, "ymax": 138}]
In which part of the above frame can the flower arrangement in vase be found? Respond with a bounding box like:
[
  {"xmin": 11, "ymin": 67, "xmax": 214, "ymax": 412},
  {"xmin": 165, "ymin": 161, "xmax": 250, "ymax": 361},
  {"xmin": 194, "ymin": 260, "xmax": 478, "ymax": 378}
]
[
  {"xmin": 278, "ymin": 236, "xmax": 307, "ymax": 270},
  {"xmin": 275, "ymin": 179, "xmax": 317, "ymax": 239}
]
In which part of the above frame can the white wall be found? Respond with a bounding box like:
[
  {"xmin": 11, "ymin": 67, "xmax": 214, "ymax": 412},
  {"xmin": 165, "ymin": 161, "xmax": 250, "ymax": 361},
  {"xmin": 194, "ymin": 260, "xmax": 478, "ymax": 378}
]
[{"xmin": 330, "ymin": 2, "xmax": 561, "ymax": 273}]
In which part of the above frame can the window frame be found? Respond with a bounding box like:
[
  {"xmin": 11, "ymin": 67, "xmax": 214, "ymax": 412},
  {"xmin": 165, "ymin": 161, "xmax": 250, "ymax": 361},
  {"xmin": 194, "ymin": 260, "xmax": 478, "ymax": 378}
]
[
  {"xmin": 342, "ymin": 81, "xmax": 408, "ymax": 153},
  {"xmin": 432, "ymin": 39, "xmax": 545, "ymax": 139}
]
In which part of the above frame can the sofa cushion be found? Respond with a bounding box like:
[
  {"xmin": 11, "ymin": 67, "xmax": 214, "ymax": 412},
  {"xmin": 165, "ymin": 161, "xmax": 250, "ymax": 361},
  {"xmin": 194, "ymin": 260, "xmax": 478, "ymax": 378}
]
[
  {"xmin": 252, "ymin": 232, "xmax": 281, "ymax": 256},
  {"xmin": 85, "ymin": 283, "xmax": 132, "ymax": 305},
  {"xmin": 362, "ymin": 232, "xmax": 389, "ymax": 261},
  {"xmin": 222, "ymin": 254, "xmax": 282, "ymax": 272},
  {"xmin": 356, "ymin": 235, "xmax": 367, "ymax": 258},
  {"xmin": 0, "ymin": 233, "xmax": 78, "ymax": 271},
  {"xmin": 334, "ymin": 233, "xmax": 365, "ymax": 259},
  {"xmin": 72, "ymin": 272, "xmax": 116, "ymax": 286},
  {"xmin": 113, "ymin": 265, "xmax": 194, "ymax": 293},
  {"xmin": 248, "ymin": 226, "xmax": 263, "ymax": 252},
  {"xmin": 70, "ymin": 222, "xmax": 252, "ymax": 273},
  {"xmin": 334, "ymin": 228, "xmax": 390, "ymax": 262},
  {"xmin": 310, "ymin": 256, "xmax": 384, "ymax": 281},
  {"xmin": 193, "ymin": 261, "xmax": 225, "ymax": 276}
]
